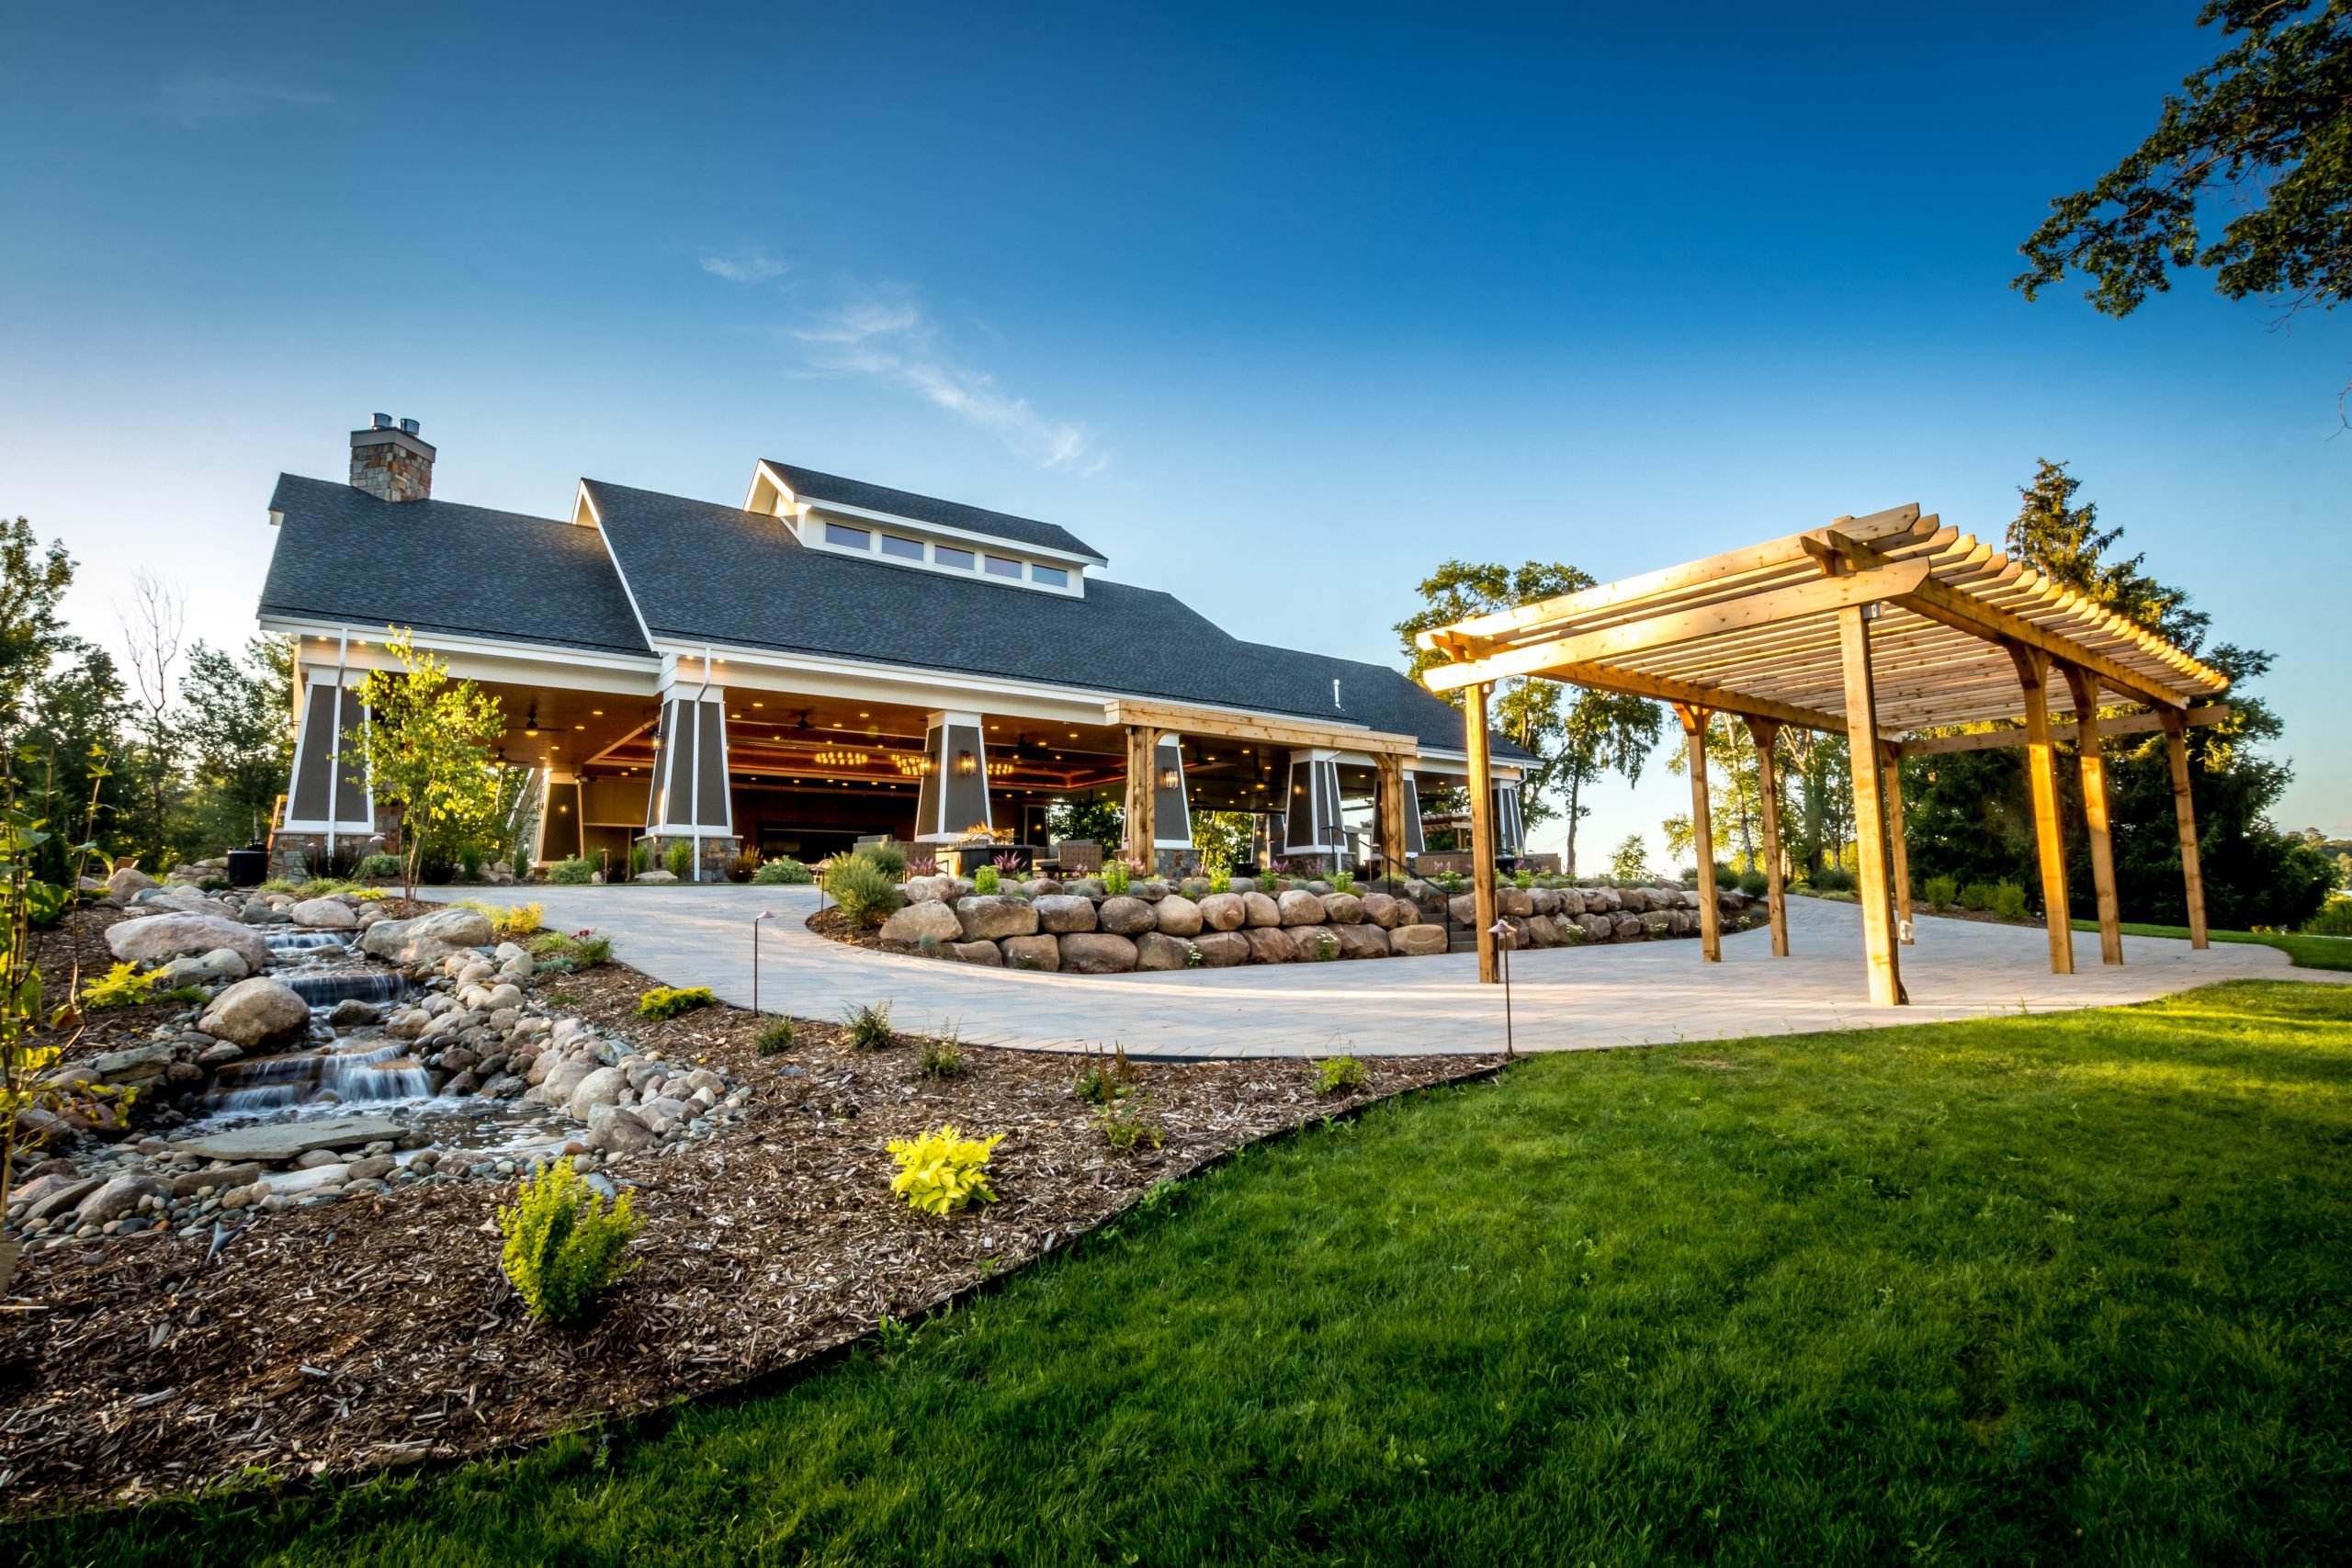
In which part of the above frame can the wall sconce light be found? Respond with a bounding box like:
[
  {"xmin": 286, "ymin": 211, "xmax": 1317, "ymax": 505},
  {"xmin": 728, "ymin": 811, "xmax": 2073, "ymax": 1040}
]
[
  {"xmin": 956, "ymin": 750, "xmax": 977, "ymax": 776},
  {"xmin": 1159, "ymin": 766, "xmax": 1179, "ymax": 790}
]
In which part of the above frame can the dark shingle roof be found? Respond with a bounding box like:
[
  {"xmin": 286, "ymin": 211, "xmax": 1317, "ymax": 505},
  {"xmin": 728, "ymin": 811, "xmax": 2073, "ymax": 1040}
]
[
  {"xmin": 764, "ymin": 462, "xmax": 1105, "ymax": 562},
  {"xmin": 585, "ymin": 479, "xmax": 1524, "ymax": 759},
  {"xmin": 259, "ymin": 476, "xmax": 652, "ymax": 658}
]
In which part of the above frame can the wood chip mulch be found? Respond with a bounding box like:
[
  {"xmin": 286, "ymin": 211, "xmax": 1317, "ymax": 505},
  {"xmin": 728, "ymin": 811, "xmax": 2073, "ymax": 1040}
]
[{"xmin": 0, "ymin": 953, "xmax": 1499, "ymax": 1517}]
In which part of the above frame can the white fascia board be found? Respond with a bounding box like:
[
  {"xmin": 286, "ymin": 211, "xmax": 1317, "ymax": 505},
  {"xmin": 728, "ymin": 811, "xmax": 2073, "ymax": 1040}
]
[
  {"xmin": 261, "ymin": 617, "xmax": 662, "ymax": 687},
  {"xmin": 644, "ymin": 637, "xmax": 1116, "ymax": 724},
  {"xmin": 578, "ymin": 483, "xmax": 662, "ymax": 651}
]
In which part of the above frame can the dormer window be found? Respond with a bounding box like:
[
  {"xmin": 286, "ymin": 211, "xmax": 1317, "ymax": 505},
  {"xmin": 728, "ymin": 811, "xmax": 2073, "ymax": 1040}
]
[
  {"xmin": 881, "ymin": 534, "xmax": 922, "ymax": 560},
  {"xmin": 984, "ymin": 555, "xmax": 1021, "ymax": 579},
  {"xmin": 824, "ymin": 522, "xmax": 871, "ymax": 549},
  {"xmin": 935, "ymin": 546, "xmax": 975, "ymax": 570},
  {"xmin": 1032, "ymin": 564, "xmax": 1069, "ymax": 588},
  {"xmin": 751, "ymin": 460, "xmax": 1095, "ymax": 597}
]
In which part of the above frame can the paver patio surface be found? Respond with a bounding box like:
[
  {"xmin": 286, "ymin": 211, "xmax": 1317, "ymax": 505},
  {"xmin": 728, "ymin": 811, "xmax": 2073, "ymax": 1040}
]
[{"xmin": 434, "ymin": 886, "xmax": 2344, "ymax": 1058}]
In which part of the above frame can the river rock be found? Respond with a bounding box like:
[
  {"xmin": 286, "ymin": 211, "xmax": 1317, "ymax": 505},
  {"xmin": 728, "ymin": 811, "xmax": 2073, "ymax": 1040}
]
[
  {"xmin": 566, "ymin": 1066, "xmax": 629, "ymax": 1120},
  {"xmin": 360, "ymin": 908, "xmax": 495, "ymax": 964},
  {"xmin": 74, "ymin": 1171, "xmax": 167, "ymax": 1224},
  {"xmin": 1097, "ymin": 896, "xmax": 1156, "ymax": 936},
  {"xmin": 585, "ymin": 1103, "xmax": 658, "ymax": 1156},
  {"xmin": 1388, "ymin": 924, "xmax": 1448, "ymax": 956},
  {"xmin": 1135, "ymin": 931, "xmax": 1194, "ymax": 970},
  {"xmin": 107, "ymin": 865, "xmax": 160, "ymax": 897},
  {"xmin": 1032, "ymin": 894, "xmax": 1097, "ymax": 933},
  {"xmin": 1276, "ymin": 890, "xmax": 1327, "ymax": 927},
  {"xmin": 327, "ymin": 998, "xmax": 382, "ymax": 1028},
  {"xmin": 1191, "ymin": 930, "xmax": 1250, "ymax": 967},
  {"xmin": 171, "ymin": 1162, "xmax": 262, "ymax": 1197},
  {"xmin": 999, "ymin": 933, "xmax": 1060, "ymax": 971},
  {"xmin": 535, "ymin": 1052, "xmax": 599, "ymax": 1104},
  {"xmin": 24, "ymin": 1176, "xmax": 104, "ymax": 1223},
  {"xmin": 106, "ymin": 912, "xmax": 272, "ymax": 973},
  {"xmin": 955, "ymin": 896, "xmax": 1038, "ymax": 942},
  {"xmin": 1058, "ymin": 932, "xmax": 1138, "ymax": 973},
  {"xmin": 1152, "ymin": 894, "xmax": 1204, "ymax": 937},
  {"xmin": 289, "ymin": 897, "xmax": 357, "ymax": 930},
  {"xmin": 879, "ymin": 900, "xmax": 964, "ymax": 945},
  {"xmin": 198, "ymin": 976, "xmax": 311, "ymax": 1048},
  {"xmin": 1195, "ymin": 893, "xmax": 1247, "ymax": 931}
]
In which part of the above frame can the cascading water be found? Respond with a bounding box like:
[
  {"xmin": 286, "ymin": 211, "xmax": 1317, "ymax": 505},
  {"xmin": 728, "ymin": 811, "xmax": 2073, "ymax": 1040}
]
[
  {"xmin": 264, "ymin": 929, "xmax": 353, "ymax": 953},
  {"xmin": 204, "ymin": 1042, "xmax": 436, "ymax": 1113},
  {"xmin": 281, "ymin": 970, "xmax": 411, "ymax": 1009}
]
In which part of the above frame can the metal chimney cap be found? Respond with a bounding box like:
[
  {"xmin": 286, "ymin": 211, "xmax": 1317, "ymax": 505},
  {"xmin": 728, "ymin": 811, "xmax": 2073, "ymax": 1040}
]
[
  {"xmin": 398, "ymin": 417, "xmax": 420, "ymax": 435},
  {"xmin": 370, "ymin": 412, "xmax": 393, "ymax": 429}
]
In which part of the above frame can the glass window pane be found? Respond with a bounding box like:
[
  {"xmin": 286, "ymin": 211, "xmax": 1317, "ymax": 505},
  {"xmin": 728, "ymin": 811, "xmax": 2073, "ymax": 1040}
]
[
  {"xmin": 935, "ymin": 546, "xmax": 975, "ymax": 570},
  {"xmin": 880, "ymin": 535, "xmax": 922, "ymax": 560},
  {"xmin": 985, "ymin": 555, "xmax": 1021, "ymax": 578},
  {"xmin": 1031, "ymin": 563, "xmax": 1069, "ymax": 587},
  {"xmin": 823, "ymin": 522, "xmax": 871, "ymax": 549}
]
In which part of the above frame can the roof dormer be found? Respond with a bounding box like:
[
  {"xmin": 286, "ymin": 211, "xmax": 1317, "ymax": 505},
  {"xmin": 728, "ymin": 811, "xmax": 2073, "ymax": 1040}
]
[{"xmin": 744, "ymin": 459, "xmax": 1102, "ymax": 598}]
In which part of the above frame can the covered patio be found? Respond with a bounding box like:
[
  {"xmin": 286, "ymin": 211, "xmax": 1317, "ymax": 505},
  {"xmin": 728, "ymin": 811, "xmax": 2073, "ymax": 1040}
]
[{"xmin": 1413, "ymin": 503, "xmax": 2233, "ymax": 1003}]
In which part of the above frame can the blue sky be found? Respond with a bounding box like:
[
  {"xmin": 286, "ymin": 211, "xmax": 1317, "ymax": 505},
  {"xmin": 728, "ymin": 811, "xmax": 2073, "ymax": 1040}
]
[{"xmin": 3, "ymin": 1, "xmax": 2344, "ymax": 858}]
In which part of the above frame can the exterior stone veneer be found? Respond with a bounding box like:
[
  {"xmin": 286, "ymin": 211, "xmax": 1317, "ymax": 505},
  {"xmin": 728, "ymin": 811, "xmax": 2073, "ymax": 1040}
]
[{"xmin": 642, "ymin": 832, "xmax": 741, "ymax": 884}]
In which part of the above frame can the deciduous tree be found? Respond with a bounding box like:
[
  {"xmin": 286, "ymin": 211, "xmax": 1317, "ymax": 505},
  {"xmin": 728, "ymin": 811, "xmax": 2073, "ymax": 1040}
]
[{"xmin": 347, "ymin": 629, "xmax": 506, "ymax": 898}]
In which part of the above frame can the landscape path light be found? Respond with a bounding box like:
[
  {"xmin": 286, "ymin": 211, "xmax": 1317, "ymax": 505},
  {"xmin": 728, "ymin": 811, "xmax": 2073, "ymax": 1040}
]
[
  {"xmin": 1488, "ymin": 918, "xmax": 1518, "ymax": 1059},
  {"xmin": 752, "ymin": 908, "xmax": 777, "ymax": 1017}
]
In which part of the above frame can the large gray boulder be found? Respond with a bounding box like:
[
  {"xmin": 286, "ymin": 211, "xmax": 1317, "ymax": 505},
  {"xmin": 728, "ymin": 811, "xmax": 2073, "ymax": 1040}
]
[
  {"xmin": 535, "ymin": 1053, "xmax": 601, "ymax": 1107},
  {"xmin": 1058, "ymin": 932, "xmax": 1138, "ymax": 974},
  {"xmin": 289, "ymin": 897, "xmax": 357, "ymax": 930},
  {"xmin": 1321, "ymin": 893, "xmax": 1365, "ymax": 925},
  {"xmin": 1556, "ymin": 888, "xmax": 1587, "ymax": 917},
  {"xmin": 1243, "ymin": 926, "xmax": 1300, "ymax": 963},
  {"xmin": 1276, "ymin": 889, "xmax": 1328, "ymax": 928},
  {"xmin": 197, "ymin": 977, "xmax": 311, "ymax": 1048},
  {"xmin": 1388, "ymin": 924, "xmax": 1448, "ymax": 956},
  {"xmin": 1152, "ymin": 894, "xmax": 1204, "ymax": 937},
  {"xmin": 879, "ymin": 900, "xmax": 964, "ymax": 946},
  {"xmin": 106, "ymin": 912, "xmax": 272, "ymax": 973},
  {"xmin": 956, "ymin": 896, "xmax": 1038, "ymax": 942},
  {"xmin": 950, "ymin": 940, "xmax": 1004, "ymax": 965},
  {"xmin": 1360, "ymin": 892, "xmax": 1402, "ymax": 929},
  {"xmin": 1097, "ymin": 896, "xmax": 1156, "ymax": 936},
  {"xmin": 1447, "ymin": 894, "xmax": 1477, "ymax": 926},
  {"xmin": 361, "ymin": 907, "xmax": 494, "ymax": 964},
  {"xmin": 1191, "ymin": 931, "xmax": 1251, "ymax": 967},
  {"xmin": 74, "ymin": 1170, "xmax": 169, "ymax": 1225},
  {"xmin": 585, "ymin": 1103, "xmax": 658, "ymax": 1156},
  {"xmin": 1134, "ymin": 931, "xmax": 1194, "ymax": 971},
  {"xmin": 107, "ymin": 866, "xmax": 160, "ymax": 897},
  {"xmin": 1336, "ymin": 924, "xmax": 1390, "ymax": 959},
  {"xmin": 1000, "ymin": 933, "xmax": 1060, "ymax": 971},
  {"xmin": 1032, "ymin": 894, "xmax": 1098, "ymax": 933},
  {"xmin": 1497, "ymin": 886, "xmax": 1534, "ymax": 918},
  {"xmin": 566, "ymin": 1065, "xmax": 629, "ymax": 1121},
  {"xmin": 1195, "ymin": 893, "xmax": 1247, "ymax": 931}
]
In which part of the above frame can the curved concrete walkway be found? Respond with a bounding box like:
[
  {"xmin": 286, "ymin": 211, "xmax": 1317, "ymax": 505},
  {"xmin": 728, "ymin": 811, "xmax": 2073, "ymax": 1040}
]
[{"xmin": 432, "ymin": 885, "xmax": 2345, "ymax": 1059}]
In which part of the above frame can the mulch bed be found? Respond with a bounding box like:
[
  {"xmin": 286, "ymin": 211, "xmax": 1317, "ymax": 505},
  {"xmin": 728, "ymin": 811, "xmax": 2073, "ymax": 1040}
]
[
  {"xmin": 804, "ymin": 905, "xmax": 908, "ymax": 953},
  {"xmin": 0, "ymin": 953, "xmax": 1500, "ymax": 1517}
]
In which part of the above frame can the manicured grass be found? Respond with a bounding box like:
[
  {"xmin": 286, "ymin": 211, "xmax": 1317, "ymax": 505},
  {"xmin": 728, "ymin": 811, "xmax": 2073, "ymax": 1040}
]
[
  {"xmin": 26, "ymin": 981, "xmax": 2352, "ymax": 1565},
  {"xmin": 2072, "ymin": 917, "xmax": 2352, "ymax": 971}
]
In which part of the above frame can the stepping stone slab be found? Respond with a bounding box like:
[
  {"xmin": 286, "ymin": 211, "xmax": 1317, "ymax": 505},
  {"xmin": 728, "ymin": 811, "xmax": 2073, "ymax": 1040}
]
[{"xmin": 173, "ymin": 1114, "xmax": 405, "ymax": 1164}]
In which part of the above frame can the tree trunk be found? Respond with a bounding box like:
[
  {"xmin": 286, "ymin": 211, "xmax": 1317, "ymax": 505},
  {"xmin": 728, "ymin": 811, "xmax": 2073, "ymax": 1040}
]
[{"xmin": 1565, "ymin": 770, "xmax": 1583, "ymax": 877}]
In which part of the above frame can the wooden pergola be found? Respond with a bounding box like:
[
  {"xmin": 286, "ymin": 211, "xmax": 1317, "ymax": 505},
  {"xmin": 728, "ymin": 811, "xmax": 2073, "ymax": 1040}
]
[{"xmin": 1415, "ymin": 504, "xmax": 2232, "ymax": 1004}]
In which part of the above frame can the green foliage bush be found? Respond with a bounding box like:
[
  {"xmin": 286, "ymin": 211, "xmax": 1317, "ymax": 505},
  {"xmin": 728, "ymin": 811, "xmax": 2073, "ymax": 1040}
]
[
  {"xmin": 548, "ymin": 856, "xmax": 594, "ymax": 886},
  {"xmin": 972, "ymin": 864, "xmax": 1001, "ymax": 896},
  {"xmin": 1315, "ymin": 1055, "xmax": 1367, "ymax": 1096},
  {"xmin": 842, "ymin": 999, "xmax": 895, "ymax": 1051},
  {"xmin": 1071, "ymin": 1043, "xmax": 1134, "ymax": 1105},
  {"xmin": 887, "ymin": 1124, "xmax": 1002, "ymax": 1213},
  {"xmin": 753, "ymin": 855, "xmax": 813, "ymax": 885},
  {"xmin": 859, "ymin": 840, "xmax": 909, "ymax": 880},
  {"xmin": 628, "ymin": 841, "xmax": 649, "ymax": 876},
  {"xmin": 1512, "ymin": 870, "xmax": 1533, "ymax": 890},
  {"xmin": 498, "ymin": 1158, "xmax": 639, "ymax": 1325},
  {"xmin": 1959, "ymin": 881, "xmax": 1995, "ymax": 911},
  {"xmin": 637, "ymin": 985, "xmax": 714, "ymax": 1021},
  {"xmin": 80, "ymin": 963, "xmax": 156, "ymax": 1010},
  {"xmin": 754, "ymin": 1017, "xmax": 796, "ymax": 1055},
  {"xmin": 357, "ymin": 852, "xmax": 402, "ymax": 880},
  {"xmin": 1207, "ymin": 866, "xmax": 1232, "ymax": 895},
  {"xmin": 1103, "ymin": 860, "xmax": 1132, "ymax": 896},
  {"xmin": 1737, "ymin": 869, "xmax": 1769, "ymax": 897},
  {"xmin": 825, "ymin": 855, "xmax": 905, "ymax": 928},
  {"xmin": 1332, "ymin": 870, "xmax": 1355, "ymax": 895},
  {"xmin": 2306, "ymin": 897, "xmax": 2352, "ymax": 936},
  {"xmin": 529, "ymin": 930, "xmax": 612, "ymax": 971},
  {"xmin": 1812, "ymin": 866, "xmax": 1856, "ymax": 894},
  {"xmin": 665, "ymin": 840, "xmax": 693, "ymax": 880},
  {"xmin": 1094, "ymin": 1092, "xmax": 1162, "ymax": 1152},
  {"xmin": 1924, "ymin": 874, "xmax": 1959, "ymax": 911},
  {"xmin": 920, "ymin": 1025, "xmax": 966, "ymax": 1079},
  {"xmin": 1992, "ymin": 881, "xmax": 2030, "ymax": 920}
]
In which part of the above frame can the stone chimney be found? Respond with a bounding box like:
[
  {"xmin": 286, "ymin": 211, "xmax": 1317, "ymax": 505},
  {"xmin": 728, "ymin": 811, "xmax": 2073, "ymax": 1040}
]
[{"xmin": 348, "ymin": 413, "xmax": 435, "ymax": 502}]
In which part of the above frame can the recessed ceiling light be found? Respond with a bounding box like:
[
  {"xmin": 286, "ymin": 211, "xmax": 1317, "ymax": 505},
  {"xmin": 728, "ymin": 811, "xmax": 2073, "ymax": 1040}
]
[{"xmin": 752, "ymin": 701, "xmax": 763, "ymax": 708}]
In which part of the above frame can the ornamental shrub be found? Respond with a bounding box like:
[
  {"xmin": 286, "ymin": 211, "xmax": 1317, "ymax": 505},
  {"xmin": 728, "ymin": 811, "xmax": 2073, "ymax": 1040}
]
[
  {"xmin": 1315, "ymin": 1055, "xmax": 1367, "ymax": 1096},
  {"xmin": 1207, "ymin": 865, "xmax": 1232, "ymax": 895},
  {"xmin": 754, "ymin": 855, "xmax": 813, "ymax": 885},
  {"xmin": 1992, "ymin": 881, "xmax": 2030, "ymax": 920},
  {"xmin": 665, "ymin": 840, "xmax": 693, "ymax": 880},
  {"xmin": 919, "ymin": 1025, "xmax": 966, "ymax": 1079},
  {"xmin": 972, "ymin": 864, "xmax": 1001, "ymax": 896},
  {"xmin": 1924, "ymin": 874, "xmax": 1958, "ymax": 911},
  {"xmin": 2305, "ymin": 896, "xmax": 2352, "ymax": 935},
  {"xmin": 1331, "ymin": 870, "xmax": 1355, "ymax": 895},
  {"xmin": 1094, "ymin": 1092, "xmax": 1162, "ymax": 1152},
  {"xmin": 498, "ymin": 1158, "xmax": 639, "ymax": 1324},
  {"xmin": 858, "ymin": 840, "xmax": 910, "ymax": 880},
  {"xmin": 459, "ymin": 898, "xmax": 543, "ymax": 939},
  {"xmin": 1959, "ymin": 881, "xmax": 1994, "ymax": 911},
  {"xmin": 824, "ymin": 855, "xmax": 904, "ymax": 928},
  {"xmin": 628, "ymin": 841, "xmax": 650, "ymax": 876},
  {"xmin": 1103, "ymin": 859, "xmax": 1132, "ymax": 896},
  {"xmin": 1737, "ymin": 869, "xmax": 1769, "ymax": 897},
  {"xmin": 637, "ymin": 985, "xmax": 714, "ymax": 1021},
  {"xmin": 1071, "ymin": 1042, "xmax": 1135, "ymax": 1104},
  {"xmin": 530, "ymin": 929, "xmax": 612, "ymax": 970},
  {"xmin": 1812, "ymin": 866, "xmax": 1856, "ymax": 894},
  {"xmin": 1513, "ymin": 870, "xmax": 1534, "ymax": 890},
  {"xmin": 842, "ymin": 999, "xmax": 895, "ymax": 1051},
  {"xmin": 80, "ymin": 963, "xmax": 156, "ymax": 1010},
  {"xmin": 357, "ymin": 852, "xmax": 403, "ymax": 880},
  {"xmin": 887, "ymin": 1124, "xmax": 1003, "ymax": 1213},
  {"xmin": 754, "ymin": 1016, "xmax": 796, "ymax": 1055},
  {"xmin": 548, "ymin": 856, "xmax": 594, "ymax": 885}
]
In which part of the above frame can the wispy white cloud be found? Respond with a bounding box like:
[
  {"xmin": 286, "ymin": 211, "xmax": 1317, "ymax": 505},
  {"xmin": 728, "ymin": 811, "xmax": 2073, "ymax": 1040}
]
[
  {"xmin": 699, "ymin": 249, "xmax": 788, "ymax": 285},
  {"xmin": 786, "ymin": 284, "xmax": 1102, "ymax": 473},
  {"xmin": 152, "ymin": 70, "xmax": 331, "ymax": 128}
]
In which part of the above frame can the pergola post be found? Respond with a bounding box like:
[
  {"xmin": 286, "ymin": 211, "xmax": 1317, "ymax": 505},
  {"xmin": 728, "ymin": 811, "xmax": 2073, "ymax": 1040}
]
[
  {"xmin": 1464, "ymin": 681, "xmax": 1500, "ymax": 985},
  {"xmin": 1838, "ymin": 604, "xmax": 1904, "ymax": 1006},
  {"xmin": 1744, "ymin": 716, "xmax": 1789, "ymax": 957},
  {"xmin": 1375, "ymin": 752, "xmax": 1409, "ymax": 883},
  {"xmin": 1880, "ymin": 744, "xmax": 1914, "ymax": 943},
  {"xmin": 1122, "ymin": 725, "xmax": 1157, "ymax": 871},
  {"xmin": 2008, "ymin": 645, "xmax": 2075, "ymax": 976},
  {"xmin": 2062, "ymin": 665, "xmax": 2124, "ymax": 964},
  {"xmin": 1674, "ymin": 704, "xmax": 1722, "ymax": 962},
  {"xmin": 2163, "ymin": 711, "xmax": 2210, "ymax": 948}
]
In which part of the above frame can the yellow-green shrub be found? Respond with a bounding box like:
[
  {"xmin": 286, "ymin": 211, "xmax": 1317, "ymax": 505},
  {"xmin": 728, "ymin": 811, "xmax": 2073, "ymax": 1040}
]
[
  {"xmin": 498, "ymin": 1159, "xmax": 639, "ymax": 1324},
  {"xmin": 80, "ymin": 963, "xmax": 157, "ymax": 1010},
  {"xmin": 460, "ymin": 898, "xmax": 543, "ymax": 938},
  {"xmin": 887, "ymin": 1124, "xmax": 1002, "ymax": 1214},
  {"xmin": 638, "ymin": 985, "xmax": 713, "ymax": 1020}
]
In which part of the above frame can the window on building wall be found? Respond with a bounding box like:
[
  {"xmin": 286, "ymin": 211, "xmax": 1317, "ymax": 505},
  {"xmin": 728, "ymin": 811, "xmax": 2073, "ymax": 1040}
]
[
  {"xmin": 823, "ymin": 522, "xmax": 872, "ymax": 550},
  {"xmin": 985, "ymin": 555, "xmax": 1021, "ymax": 579},
  {"xmin": 1031, "ymin": 563, "xmax": 1069, "ymax": 587},
  {"xmin": 880, "ymin": 535, "xmax": 922, "ymax": 560},
  {"xmin": 935, "ymin": 546, "xmax": 975, "ymax": 570}
]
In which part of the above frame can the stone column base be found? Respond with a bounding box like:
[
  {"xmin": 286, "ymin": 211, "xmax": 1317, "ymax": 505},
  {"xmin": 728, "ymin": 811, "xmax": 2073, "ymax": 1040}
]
[{"xmin": 642, "ymin": 833, "xmax": 743, "ymax": 884}]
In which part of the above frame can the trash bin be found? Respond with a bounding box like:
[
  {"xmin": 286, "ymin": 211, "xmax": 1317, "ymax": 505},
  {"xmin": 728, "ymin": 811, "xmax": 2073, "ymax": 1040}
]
[{"xmin": 226, "ymin": 845, "xmax": 268, "ymax": 886}]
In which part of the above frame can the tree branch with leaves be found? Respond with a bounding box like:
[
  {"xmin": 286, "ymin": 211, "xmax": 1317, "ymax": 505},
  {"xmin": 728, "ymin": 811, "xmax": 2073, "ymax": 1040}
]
[{"xmin": 346, "ymin": 629, "xmax": 507, "ymax": 899}]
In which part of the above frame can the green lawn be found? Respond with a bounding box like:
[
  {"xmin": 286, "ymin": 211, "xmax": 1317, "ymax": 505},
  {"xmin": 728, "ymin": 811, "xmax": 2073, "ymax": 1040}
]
[
  {"xmin": 2072, "ymin": 918, "xmax": 2352, "ymax": 971},
  {"xmin": 26, "ymin": 981, "xmax": 2352, "ymax": 1566}
]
